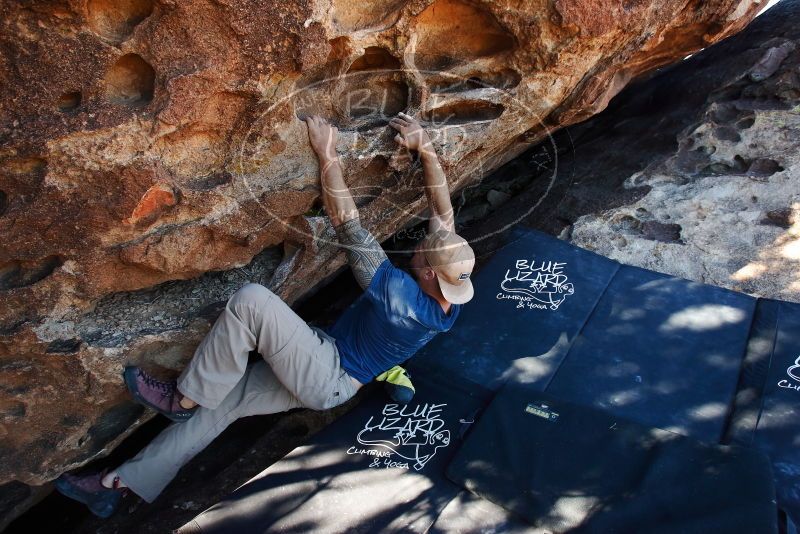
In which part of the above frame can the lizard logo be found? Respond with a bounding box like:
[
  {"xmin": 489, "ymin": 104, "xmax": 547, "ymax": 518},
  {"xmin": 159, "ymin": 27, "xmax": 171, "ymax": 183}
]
[{"xmin": 350, "ymin": 403, "xmax": 450, "ymax": 471}]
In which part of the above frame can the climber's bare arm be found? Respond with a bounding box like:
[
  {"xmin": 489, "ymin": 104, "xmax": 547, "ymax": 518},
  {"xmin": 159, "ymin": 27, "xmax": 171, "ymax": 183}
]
[
  {"xmin": 390, "ymin": 112, "xmax": 455, "ymax": 234},
  {"xmin": 305, "ymin": 115, "xmax": 357, "ymax": 227},
  {"xmin": 306, "ymin": 115, "xmax": 387, "ymax": 289}
]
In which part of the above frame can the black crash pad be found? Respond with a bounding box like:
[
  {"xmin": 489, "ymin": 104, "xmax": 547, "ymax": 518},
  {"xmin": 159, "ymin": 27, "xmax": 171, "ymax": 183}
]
[
  {"xmin": 723, "ymin": 298, "xmax": 781, "ymax": 446},
  {"xmin": 414, "ymin": 226, "xmax": 619, "ymax": 391},
  {"xmin": 428, "ymin": 490, "xmax": 530, "ymax": 534},
  {"xmin": 179, "ymin": 226, "xmax": 798, "ymax": 532},
  {"xmin": 546, "ymin": 264, "xmax": 756, "ymax": 442},
  {"xmin": 729, "ymin": 300, "xmax": 800, "ymax": 525},
  {"xmin": 446, "ymin": 382, "xmax": 778, "ymax": 533},
  {"xmin": 179, "ymin": 369, "xmax": 490, "ymax": 533}
]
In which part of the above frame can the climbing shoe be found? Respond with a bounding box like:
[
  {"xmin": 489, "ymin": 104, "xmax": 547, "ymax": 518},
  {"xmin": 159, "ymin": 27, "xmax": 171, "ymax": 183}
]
[
  {"xmin": 123, "ymin": 366, "xmax": 197, "ymax": 422},
  {"xmin": 375, "ymin": 365, "xmax": 415, "ymax": 404},
  {"xmin": 55, "ymin": 470, "xmax": 127, "ymax": 518}
]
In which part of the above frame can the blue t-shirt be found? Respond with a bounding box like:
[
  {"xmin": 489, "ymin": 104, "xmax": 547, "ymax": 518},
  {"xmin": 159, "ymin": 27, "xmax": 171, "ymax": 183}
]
[{"xmin": 325, "ymin": 258, "xmax": 461, "ymax": 384}]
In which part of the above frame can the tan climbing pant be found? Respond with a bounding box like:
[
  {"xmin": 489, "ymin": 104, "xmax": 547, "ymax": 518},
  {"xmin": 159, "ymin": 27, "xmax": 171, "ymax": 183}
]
[{"xmin": 116, "ymin": 283, "xmax": 358, "ymax": 503}]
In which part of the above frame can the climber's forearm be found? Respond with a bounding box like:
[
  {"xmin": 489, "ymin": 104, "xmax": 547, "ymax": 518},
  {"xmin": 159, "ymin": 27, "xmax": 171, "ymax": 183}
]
[
  {"xmin": 419, "ymin": 148, "xmax": 455, "ymax": 233},
  {"xmin": 319, "ymin": 156, "xmax": 358, "ymax": 228}
]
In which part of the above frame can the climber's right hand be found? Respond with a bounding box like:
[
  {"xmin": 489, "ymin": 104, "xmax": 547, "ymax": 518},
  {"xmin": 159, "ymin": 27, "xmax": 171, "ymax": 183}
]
[
  {"xmin": 305, "ymin": 115, "xmax": 338, "ymax": 162},
  {"xmin": 390, "ymin": 112, "xmax": 432, "ymax": 153}
]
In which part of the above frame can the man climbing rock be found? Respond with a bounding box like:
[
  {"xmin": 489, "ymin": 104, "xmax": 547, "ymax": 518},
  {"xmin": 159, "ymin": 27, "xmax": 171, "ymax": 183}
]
[{"xmin": 54, "ymin": 112, "xmax": 475, "ymax": 518}]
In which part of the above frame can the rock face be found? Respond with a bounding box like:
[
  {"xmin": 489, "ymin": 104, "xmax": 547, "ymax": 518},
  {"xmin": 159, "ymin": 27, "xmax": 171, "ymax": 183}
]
[
  {"xmin": 0, "ymin": 0, "xmax": 762, "ymax": 504},
  {"xmin": 508, "ymin": 0, "xmax": 800, "ymax": 303}
]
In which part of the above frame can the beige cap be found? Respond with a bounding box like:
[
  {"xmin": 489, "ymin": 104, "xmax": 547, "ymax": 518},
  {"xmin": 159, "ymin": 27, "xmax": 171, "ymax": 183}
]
[{"xmin": 421, "ymin": 230, "xmax": 475, "ymax": 304}]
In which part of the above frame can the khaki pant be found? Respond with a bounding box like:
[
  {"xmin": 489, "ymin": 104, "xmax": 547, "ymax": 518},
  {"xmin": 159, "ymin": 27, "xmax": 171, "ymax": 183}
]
[{"xmin": 117, "ymin": 283, "xmax": 358, "ymax": 503}]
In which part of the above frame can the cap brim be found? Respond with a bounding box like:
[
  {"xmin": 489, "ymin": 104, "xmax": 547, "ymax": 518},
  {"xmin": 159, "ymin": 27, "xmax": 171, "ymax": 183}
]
[{"xmin": 437, "ymin": 276, "xmax": 474, "ymax": 305}]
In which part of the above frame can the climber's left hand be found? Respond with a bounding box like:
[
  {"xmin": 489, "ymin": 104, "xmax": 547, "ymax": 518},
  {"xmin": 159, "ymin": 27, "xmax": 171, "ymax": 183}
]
[{"xmin": 305, "ymin": 115, "xmax": 338, "ymax": 162}]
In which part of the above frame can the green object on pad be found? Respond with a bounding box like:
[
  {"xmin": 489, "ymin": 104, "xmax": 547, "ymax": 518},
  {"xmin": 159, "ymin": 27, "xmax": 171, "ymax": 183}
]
[{"xmin": 375, "ymin": 365, "xmax": 415, "ymax": 404}]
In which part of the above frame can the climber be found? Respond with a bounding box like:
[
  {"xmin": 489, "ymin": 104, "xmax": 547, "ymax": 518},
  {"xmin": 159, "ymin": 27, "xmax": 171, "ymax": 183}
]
[{"xmin": 53, "ymin": 112, "xmax": 475, "ymax": 518}]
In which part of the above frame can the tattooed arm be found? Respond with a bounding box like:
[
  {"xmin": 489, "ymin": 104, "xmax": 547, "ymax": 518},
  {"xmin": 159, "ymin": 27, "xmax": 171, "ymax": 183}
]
[
  {"xmin": 334, "ymin": 218, "xmax": 389, "ymax": 289},
  {"xmin": 305, "ymin": 115, "xmax": 388, "ymax": 289}
]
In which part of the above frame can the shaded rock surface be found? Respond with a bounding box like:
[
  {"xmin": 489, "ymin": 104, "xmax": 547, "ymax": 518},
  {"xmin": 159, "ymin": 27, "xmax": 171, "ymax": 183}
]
[
  {"xmin": 454, "ymin": 0, "xmax": 800, "ymax": 304},
  {"xmin": 0, "ymin": 0, "xmax": 764, "ymax": 522},
  {"xmin": 568, "ymin": 1, "xmax": 800, "ymax": 301}
]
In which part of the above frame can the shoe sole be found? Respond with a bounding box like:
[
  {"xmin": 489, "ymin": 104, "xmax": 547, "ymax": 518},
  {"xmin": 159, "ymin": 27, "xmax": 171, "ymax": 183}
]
[
  {"xmin": 55, "ymin": 478, "xmax": 118, "ymax": 518},
  {"xmin": 123, "ymin": 366, "xmax": 195, "ymax": 423}
]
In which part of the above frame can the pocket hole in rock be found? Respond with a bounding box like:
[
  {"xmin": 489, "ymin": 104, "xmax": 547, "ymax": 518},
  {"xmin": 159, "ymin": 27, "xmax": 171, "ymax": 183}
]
[
  {"xmin": 641, "ymin": 221, "xmax": 683, "ymax": 244},
  {"xmin": 414, "ymin": 0, "xmax": 516, "ymax": 71},
  {"xmin": 342, "ymin": 79, "xmax": 409, "ymax": 121},
  {"xmin": 57, "ymin": 91, "xmax": 81, "ymax": 112},
  {"xmin": 348, "ymin": 47, "xmax": 401, "ymax": 72},
  {"xmin": 46, "ymin": 338, "xmax": 83, "ymax": 354},
  {"xmin": 747, "ymin": 158, "xmax": 783, "ymax": 177},
  {"xmin": 430, "ymin": 69, "xmax": 521, "ymax": 93},
  {"xmin": 0, "ymin": 191, "xmax": 6, "ymax": 216},
  {"xmin": 736, "ymin": 116, "xmax": 755, "ymax": 129},
  {"xmin": 2, "ymin": 157, "xmax": 46, "ymax": 177},
  {"xmin": 422, "ymin": 100, "xmax": 504, "ymax": 124},
  {"xmin": 0, "ymin": 255, "xmax": 64, "ymax": 291},
  {"xmin": 732, "ymin": 154, "xmax": 750, "ymax": 173},
  {"xmin": 713, "ymin": 126, "xmax": 741, "ymax": 143},
  {"xmin": 761, "ymin": 208, "xmax": 793, "ymax": 228},
  {"xmin": 184, "ymin": 171, "xmax": 233, "ymax": 192},
  {"xmin": 87, "ymin": 0, "xmax": 154, "ymax": 44},
  {"xmin": 702, "ymin": 163, "xmax": 735, "ymax": 175},
  {"xmin": 105, "ymin": 54, "xmax": 155, "ymax": 106}
]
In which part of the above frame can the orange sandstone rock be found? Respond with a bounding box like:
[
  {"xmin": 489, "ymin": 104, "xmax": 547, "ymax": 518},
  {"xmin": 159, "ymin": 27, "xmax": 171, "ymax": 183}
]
[{"xmin": 0, "ymin": 0, "xmax": 762, "ymax": 508}]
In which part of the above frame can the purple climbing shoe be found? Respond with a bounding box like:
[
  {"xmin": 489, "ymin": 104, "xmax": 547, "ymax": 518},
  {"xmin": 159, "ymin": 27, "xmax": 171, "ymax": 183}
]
[
  {"xmin": 55, "ymin": 471, "xmax": 127, "ymax": 518},
  {"xmin": 123, "ymin": 366, "xmax": 197, "ymax": 422}
]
